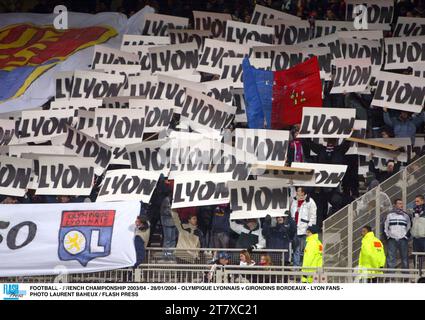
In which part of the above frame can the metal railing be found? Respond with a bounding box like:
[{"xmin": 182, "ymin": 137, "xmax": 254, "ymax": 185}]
[
  {"xmin": 323, "ymin": 155, "xmax": 425, "ymax": 268},
  {"xmin": 1, "ymin": 265, "xmax": 420, "ymax": 284},
  {"xmin": 144, "ymin": 247, "xmax": 290, "ymax": 266}
]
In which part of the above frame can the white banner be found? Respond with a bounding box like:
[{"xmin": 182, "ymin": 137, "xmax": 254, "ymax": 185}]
[
  {"xmin": 345, "ymin": 0, "xmax": 393, "ymax": 29},
  {"xmin": 0, "ymin": 119, "xmax": 17, "ymax": 146},
  {"xmin": 50, "ymin": 98, "xmax": 102, "ymax": 111},
  {"xmin": 384, "ymin": 36, "xmax": 425, "ymax": 70},
  {"xmin": 91, "ymin": 45, "xmax": 139, "ymax": 69},
  {"xmin": 265, "ymin": 19, "xmax": 310, "ymax": 45},
  {"xmin": 121, "ymin": 35, "xmax": 170, "ymax": 49},
  {"xmin": 331, "ymin": 58, "xmax": 372, "ymax": 93},
  {"xmin": 298, "ymin": 107, "xmax": 356, "ymax": 138},
  {"xmin": 71, "ymin": 71, "xmax": 125, "ymax": 99},
  {"xmin": 291, "ymin": 162, "xmax": 348, "ymax": 187},
  {"xmin": 129, "ymin": 99, "xmax": 176, "ymax": 133},
  {"xmin": 97, "ymin": 169, "xmax": 159, "ymax": 203},
  {"xmin": 120, "ymin": 74, "xmax": 158, "ymax": 97},
  {"xmin": 235, "ymin": 128, "xmax": 289, "ymax": 166},
  {"xmin": 229, "ymin": 179, "xmax": 290, "ymax": 220},
  {"xmin": 394, "ymin": 17, "xmax": 425, "ymax": 37},
  {"xmin": 171, "ymin": 173, "xmax": 232, "ymax": 209},
  {"xmin": 0, "ymin": 201, "xmax": 139, "ymax": 276},
  {"xmin": 168, "ymin": 29, "xmax": 211, "ymax": 51},
  {"xmin": 0, "ymin": 156, "xmax": 32, "ymax": 197},
  {"xmin": 18, "ymin": 109, "xmax": 77, "ymax": 143},
  {"xmin": 141, "ymin": 13, "xmax": 189, "ymax": 36},
  {"xmin": 55, "ymin": 71, "xmax": 74, "ymax": 100},
  {"xmin": 192, "ymin": 11, "xmax": 232, "ymax": 39},
  {"xmin": 251, "ymin": 4, "xmax": 300, "ymax": 25},
  {"xmin": 148, "ymin": 42, "xmax": 198, "ymax": 74},
  {"xmin": 197, "ymin": 39, "xmax": 250, "ymax": 75},
  {"xmin": 372, "ymin": 71, "xmax": 425, "ymax": 113},
  {"xmin": 225, "ymin": 20, "xmax": 274, "ymax": 44}
]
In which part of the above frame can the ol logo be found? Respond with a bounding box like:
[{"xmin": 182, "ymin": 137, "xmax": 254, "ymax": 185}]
[
  {"xmin": 58, "ymin": 210, "xmax": 115, "ymax": 266},
  {"xmin": 3, "ymin": 284, "xmax": 27, "ymax": 300}
]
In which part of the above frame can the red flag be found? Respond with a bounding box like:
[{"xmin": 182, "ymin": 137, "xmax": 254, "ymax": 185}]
[{"xmin": 271, "ymin": 56, "xmax": 322, "ymax": 129}]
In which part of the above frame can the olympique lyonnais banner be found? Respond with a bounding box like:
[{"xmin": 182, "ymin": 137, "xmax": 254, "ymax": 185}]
[
  {"xmin": 340, "ymin": 38, "xmax": 383, "ymax": 68},
  {"xmin": 345, "ymin": 0, "xmax": 394, "ymax": 29},
  {"xmin": 225, "ymin": 20, "xmax": 274, "ymax": 44},
  {"xmin": 129, "ymin": 99, "xmax": 177, "ymax": 132},
  {"xmin": 235, "ymin": 128, "xmax": 289, "ymax": 166},
  {"xmin": 300, "ymin": 33, "xmax": 342, "ymax": 60},
  {"xmin": 181, "ymin": 88, "xmax": 236, "ymax": 138},
  {"xmin": 331, "ymin": 58, "xmax": 372, "ymax": 94},
  {"xmin": 148, "ymin": 42, "xmax": 199, "ymax": 74},
  {"xmin": 171, "ymin": 173, "xmax": 232, "ymax": 209},
  {"xmin": 192, "ymin": 11, "xmax": 232, "ymax": 39},
  {"xmin": 91, "ymin": 45, "xmax": 140, "ymax": 69},
  {"xmin": 197, "ymin": 39, "xmax": 250, "ymax": 75},
  {"xmin": 120, "ymin": 74, "xmax": 157, "ymax": 97},
  {"xmin": 71, "ymin": 70, "xmax": 125, "ymax": 99},
  {"xmin": 232, "ymin": 88, "xmax": 248, "ymax": 123},
  {"xmin": 0, "ymin": 201, "xmax": 139, "ymax": 276},
  {"xmin": 229, "ymin": 179, "xmax": 289, "ymax": 220},
  {"xmin": 265, "ymin": 19, "xmax": 310, "ymax": 45},
  {"xmin": 141, "ymin": 13, "xmax": 189, "ymax": 36},
  {"xmin": 18, "ymin": 109, "xmax": 77, "ymax": 143},
  {"xmin": 0, "ymin": 23, "xmax": 117, "ymax": 102},
  {"xmin": 35, "ymin": 156, "xmax": 95, "ymax": 196},
  {"xmin": 385, "ymin": 36, "xmax": 425, "ymax": 69},
  {"xmin": 412, "ymin": 64, "xmax": 425, "ymax": 78},
  {"xmin": 0, "ymin": 156, "xmax": 32, "ymax": 197},
  {"xmin": 298, "ymin": 107, "xmax": 356, "ymax": 138},
  {"xmin": 372, "ymin": 71, "xmax": 425, "ymax": 113},
  {"xmin": 250, "ymin": 4, "xmax": 300, "ymax": 25},
  {"xmin": 0, "ymin": 119, "xmax": 17, "ymax": 145},
  {"xmin": 311, "ymin": 20, "xmax": 355, "ymax": 39},
  {"xmin": 121, "ymin": 35, "xmax": 170, "ymax": 49},
  {"xmin": 394, "ymin": 17, "xmax": 425, "ymax": 37},
  {"xmin": 97, "ymin": 169, "xmax": 159, "ymax": 203},
  {"xmin": 291, "ymin": 162, "xmax": 348, "ymax": 187}
]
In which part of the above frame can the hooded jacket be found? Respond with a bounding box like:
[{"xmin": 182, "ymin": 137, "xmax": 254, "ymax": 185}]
[
  {"xmin": 303, "ymin": 138, "xmax": 351, "ymax": 165},
  {"xmin": 302, "ymin": 233, "xmax": 323, "ymax": 283}
]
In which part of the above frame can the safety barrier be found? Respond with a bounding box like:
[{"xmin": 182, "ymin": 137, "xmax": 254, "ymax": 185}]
[
  {"xmin": 323, "ymin": 155, "xmax": 425, "ymax": 268},
  {"xmin": 144, "ymin": 247, "xmax": 290, "ymax": 266}
]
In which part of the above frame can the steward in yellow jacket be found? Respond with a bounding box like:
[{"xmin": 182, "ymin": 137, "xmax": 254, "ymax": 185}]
[
  {"xmin": 358, "ymin": 226, "xmax": 386, "ymax": 280},
  {"xmin": 302, "ymin": 226, "xmax": 323, "ymax": 283}
]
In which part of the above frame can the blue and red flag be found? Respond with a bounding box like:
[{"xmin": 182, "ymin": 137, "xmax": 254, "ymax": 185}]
[
  {"xmin": 242, "ymin": 56, "xmax": 322, "ymax": 129},
  {"xmin": 0, "ymin": 23, "xmax": 117, "ymax": 102}
]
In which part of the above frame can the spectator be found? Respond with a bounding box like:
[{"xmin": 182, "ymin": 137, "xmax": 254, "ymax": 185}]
[
  {"xmin": 301, "ymin": 226, "xmax": 323, "ymax": 283},
  {"xmin": 1, "ymin": 196, "xmax": 18, "ymax": 204},
  {"xmin": 383, "ymin": 108, "xmax": 425, "ymax": 145},
  {"xmin": 171, "ymin": 209, "xmax": 206, "ymax": 261},
  {"xmin": 290, "ymin": 186, "xmax": 317, "ymax": 267},
  {"xmin": 206, "ymin": 251, "xmax": 231, "ymax": 283},
  {"xmin": 304, "ymin": 137, "xmax": 351, "ymax": 165},
  {"xmin": 134, "ymin": 216, "xmax": 150, "ymax": 267},
  {"xmin": 230, "ymin": 219, "xmax": 266, "ymax": 249},
  {"xmin": 358, "ymin": 225, "xmax": 386, "ymax": 283},
  {"xmin": 411, "ymin": 195, "xmax": 425, "ymax": 254},
  {"xmin": 368, "ymin": 153, "xmax": 401, "ymax": 184},
  {"xmin": 239, "ymin": 249, "xmax": 255, "ymax": 266},
  {"xmin": 210, "ymin": 204, "xmax": 231, "ymax": 248},
  {"xmin": 384, "ymin": 199, "xmax": 411, "ymax": 269},
  {"xmin": 262, "ymin": 213, "xmax": 296, "ymax": 264},
  {"xmin": 159, "ymin": 182, "xmax": 177, "ymax": 260}
]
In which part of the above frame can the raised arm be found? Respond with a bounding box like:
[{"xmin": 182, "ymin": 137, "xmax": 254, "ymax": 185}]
[
  {"xmin": 230, "ymin": 219, "xmax": 244, "ymax": 235},
  {"xmin": 171, "ymin": 209, "xmax": 184, "ymax": 233}
]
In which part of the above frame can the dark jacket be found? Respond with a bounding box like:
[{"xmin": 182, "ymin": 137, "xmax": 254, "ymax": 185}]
[
  {"xmin": 211, "ymin": 206, "xmax": 231, "ymax": 233},
  {"xmin": 262, "ymin": 216, "xmax": 296, "ymax": 249},
  {"xmin": 368, "ymin": 160, "xmax": 401, "ymax": 183},
  {"xmin": 287, "ymin": 139, "xmax": 311, "ymax": 165},
  {"xmin": 304, "ymin": 139, "xmax": 350, "ymax": 165}
]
